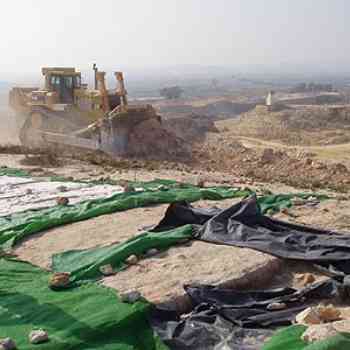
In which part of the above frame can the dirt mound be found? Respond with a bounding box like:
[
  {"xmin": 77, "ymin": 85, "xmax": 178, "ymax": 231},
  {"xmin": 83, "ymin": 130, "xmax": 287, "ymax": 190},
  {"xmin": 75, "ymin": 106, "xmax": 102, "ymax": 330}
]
[
  {"xmin": 128, "ymin": 118, "xmax": 191, "ymax": 160},
  {"xmin": 194, "ymin": 133, "xmax": 350, "ymax": 191},
  {"xmin": 224, "ymin": 105, "xmax": 350, "ymax": 146},
  {"xmin": 163, "ymin": 114, "xmax": 219, "ymax": 143}
]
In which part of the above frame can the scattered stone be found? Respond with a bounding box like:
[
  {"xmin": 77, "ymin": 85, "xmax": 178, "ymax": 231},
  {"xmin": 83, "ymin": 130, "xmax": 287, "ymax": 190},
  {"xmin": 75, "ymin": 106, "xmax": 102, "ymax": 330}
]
[
  {"xmin": 0, "ymin": 338, "xmax": 16, "ymax": 350},
  {"xmin": 295, "ymin": 307, "xmax": 322, "ymax": 325},
  {"xmin": 301, "ymin": 323, "xmax": 338, "ymax": 343},
  {"xmin": 25, "ymin": 188, "xmax": 33, "ymax": 195},
  {"xmin": 297, "ymin": 273, "xmax": 316, "ymax": 286},
  {"xmin": 260, "ymin": 148, "xmax": 275, "ymax": 163},
  {"xmin": 312, "ymin": 161, "xmax": 326, "ymax": 170},
  {"xmin": 267, "ymin": 302, "xmax": 287, "ymax": 311},
  {"xmin": 126, "ymin": 255, "xmax": 138, "ymax": 265},
  {"xmin": 296, "ymin": 305, "xmax": 342, "ymax": 326},
  {"xmin": 99, "ymin": 264, "xmax": 115, "ymax": 276},
  {"xmin": 56, "ymin": 197, "xmax": 69, "ymax": 206},
  {"xmin": 29, "ymin": 330, "xmax": 49, "ymax": 344},
  {"xmin": 49, "ymin": 272, "xmax": 71, "ymax": 289},
  {"xmin": 120, "ymin": 291, "xmax": 141, "ymax": 303},
  {"xmin": 316, "ymin": 305, "xmax": 342, "ymax": 322},
  {"xmin": 196, "ymin": 176, "xmax": 205, "ymax": 188},
  {"xmin": 304, "ymin": 158, "xmax": 313, "ymax": 166}
]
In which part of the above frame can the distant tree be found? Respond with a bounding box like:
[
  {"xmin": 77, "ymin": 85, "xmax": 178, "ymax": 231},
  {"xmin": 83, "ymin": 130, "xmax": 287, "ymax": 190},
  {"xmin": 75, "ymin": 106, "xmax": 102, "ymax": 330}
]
[{"xmin": 160, "ymin": 86, "xmax": 183, "ymax": 99}]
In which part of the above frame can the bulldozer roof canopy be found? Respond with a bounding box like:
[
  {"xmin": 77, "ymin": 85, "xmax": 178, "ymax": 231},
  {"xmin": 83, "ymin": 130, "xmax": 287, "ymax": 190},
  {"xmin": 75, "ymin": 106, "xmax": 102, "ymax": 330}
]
[{"xmin": 42, "ymin": 67, "xmax": 80, "ymax": 76}]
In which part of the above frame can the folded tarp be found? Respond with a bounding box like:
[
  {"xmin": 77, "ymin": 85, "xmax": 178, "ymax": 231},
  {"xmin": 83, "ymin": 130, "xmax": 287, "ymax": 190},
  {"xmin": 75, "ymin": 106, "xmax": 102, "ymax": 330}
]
[
  {"xmin": 0, "ymin": 258, "xmax": 168, "ymax": 350},
  {"xmin": 151, "ymin": 280, "xmax": 340, "ymax": 350},
  {"xmin": 262, "ymin": 325, "xmax": 350, "ymax": 350}
]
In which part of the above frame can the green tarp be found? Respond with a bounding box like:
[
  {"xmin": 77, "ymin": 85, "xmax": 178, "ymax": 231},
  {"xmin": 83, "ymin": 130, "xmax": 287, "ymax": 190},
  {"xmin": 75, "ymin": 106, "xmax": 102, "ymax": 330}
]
[
  {"xmin": 262, "ymin": 325, "xmax": 350, "ymax": 350},
  {"xmin": 0, "ymin": 167, "xmax": 30, "ymax": 177},
  {"xmin": 0, "ymin": 258, "xmax": 167, "ymax": 350},
  {"xmin": 257, "ymin": 193, "xmax": 329, "ymax": 215},
  {"xmin": 0, "ymin": 182, "xmax": 251, "ymax": 249},
  {"xmin": 52, "ymin": 225, "xmax": 193, "ymax": 282}
]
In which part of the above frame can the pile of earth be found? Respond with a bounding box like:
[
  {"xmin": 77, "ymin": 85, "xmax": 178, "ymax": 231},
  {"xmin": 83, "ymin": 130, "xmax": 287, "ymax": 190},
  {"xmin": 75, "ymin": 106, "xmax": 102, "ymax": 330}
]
[
  {"xmin": 221, "ymin": 105, "xmax": 350, "ymax": 146},
  {"xmin": 163, "ymin": 113, "xmax": 219, "ymax": 143},
  {"xmin": 127, "ymin": 118, "xmax": 191, "ymax": 160},
  {"xmin": 193, "ymin": 134, "xmax": 350, "ymax": 191}
]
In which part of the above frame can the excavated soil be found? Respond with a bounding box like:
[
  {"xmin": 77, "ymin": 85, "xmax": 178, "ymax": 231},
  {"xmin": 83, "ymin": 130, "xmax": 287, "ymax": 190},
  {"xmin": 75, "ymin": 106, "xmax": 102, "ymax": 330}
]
[
  {"xmin": 194, "ymin": 131, "xmax": 350, "ymax": 192},
  {"xmin": 223, "ymin": 105, "xmax": 350, "ymax": 146}
]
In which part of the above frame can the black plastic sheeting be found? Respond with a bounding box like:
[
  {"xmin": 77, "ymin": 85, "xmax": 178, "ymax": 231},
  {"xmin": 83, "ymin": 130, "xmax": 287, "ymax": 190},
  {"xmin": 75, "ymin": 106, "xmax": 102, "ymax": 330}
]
[
  {"xmin": 151, "ymin": 196, "xmax": 350, "ymax": 349},
  {"xmin": 154, "ymin": 197, "xmax": 350, "ymax": 278},
  {"xmin": 151, "ymin": 280, "xmax": 341, "ymax": 350}
]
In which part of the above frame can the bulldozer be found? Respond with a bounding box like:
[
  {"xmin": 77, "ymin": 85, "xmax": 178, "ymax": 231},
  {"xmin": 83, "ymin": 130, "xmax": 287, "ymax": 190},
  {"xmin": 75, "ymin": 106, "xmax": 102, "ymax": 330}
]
[{"xmin": 9, "ymin": 65, "xmax": 185, "ymax": 158}]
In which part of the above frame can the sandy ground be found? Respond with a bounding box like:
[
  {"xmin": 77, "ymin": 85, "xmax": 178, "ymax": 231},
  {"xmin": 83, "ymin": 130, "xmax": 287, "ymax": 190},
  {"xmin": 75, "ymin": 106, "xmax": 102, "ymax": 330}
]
[
  {"xmin": 14, "ymin": 197, "xmax": 274, "ymax": 303},
  {"xmin": 1, "ymin": 154, "xmax": 275, "ymax": 302},
  {"xmin": 1, "ymin": 149, "xmax": 350, "ymax": 303}
]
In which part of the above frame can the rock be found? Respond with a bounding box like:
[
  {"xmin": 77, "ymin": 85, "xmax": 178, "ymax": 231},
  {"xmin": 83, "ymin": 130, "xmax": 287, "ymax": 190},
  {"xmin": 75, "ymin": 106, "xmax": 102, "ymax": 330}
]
[
  {"xmin": 261, "ymin": 148, "xmax": 275, "ymax": 163},
  {"xmin": 295, "ymin": 307, "xmax": 321, "ymax": 325},
  {"xmin": 316, "ymin": 305, "xmax": 342, "ymax": 322},
  {"xmin": 120, "ymin": 291, "xmax": 141, "ymax": 303},
  {"xmin": 301, "ymin": 324, "xmax": 338, "ymax": 343},
  {"xmin": 25, "ymin": 188, "xmax": 33, "ymax": 195},
  {"xmin": 99, "ymin": 264, "xmax": 114, "ymax": 276},
  {"xmin": 297, "ymin": 273, "xmax": 316, "ymax": 286},
  {"xmin": 196, "ymin": 177, "xmax": 205, "ymax": 188},
  {"xmin": 304, "ymin": 158, "xmax": 313, "ymax": 166},
  {"xmin": 49, "ymin": 272, "xmax": 71, "ymax": 289},
  {"xmin": 29, "ymin": 329, "xmax": 49, "ymax": 344},
  {"xmin": 0, "ymin": 338, "xmax": 16, "ymax": 350},
  {"xmin": 295, "ymin": 305, "xmax": 342, "ymax": 326},
  {"xmin": 267, "ymin": 302, "xmax": 287, "ymax": 311},
  {"xmin": 126, "ymin": 255, "xmax": 138, "ymax": 265},
  {"xmin": 56, "ymin": 185, "xmax": 68, "ymax": 192},
  {"xmin": 56, "ymin": 197, "xmax": 69, "ymax": 206},
  {"xmin": 312, "ymin": 161, "xmax": 326, "ymax": 170}
]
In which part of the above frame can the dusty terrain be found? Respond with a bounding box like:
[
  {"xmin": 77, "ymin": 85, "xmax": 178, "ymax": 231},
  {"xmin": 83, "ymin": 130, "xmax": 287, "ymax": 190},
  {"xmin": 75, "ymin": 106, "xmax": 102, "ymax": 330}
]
[
  {"xmin": 0, "ymin": 152, "xmax": 348, "ymax": 304},
  {"xmin": 1, "ymin": 94, "xmax": 350, "ymax": 307}
]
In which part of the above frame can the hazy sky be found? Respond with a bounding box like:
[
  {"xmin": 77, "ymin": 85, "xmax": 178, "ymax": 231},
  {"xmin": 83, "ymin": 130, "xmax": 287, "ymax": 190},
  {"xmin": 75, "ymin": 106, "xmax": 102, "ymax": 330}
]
[{"xmin": 0, "ymin": 0, "xmax": 349, "ymax": 77}]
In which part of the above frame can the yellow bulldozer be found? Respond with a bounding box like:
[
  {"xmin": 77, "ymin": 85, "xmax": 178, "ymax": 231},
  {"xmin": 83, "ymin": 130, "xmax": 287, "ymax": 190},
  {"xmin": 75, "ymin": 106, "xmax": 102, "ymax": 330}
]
[{"xmin": 9, "ymin": 65, "xmax": 185, "ymax": 158}]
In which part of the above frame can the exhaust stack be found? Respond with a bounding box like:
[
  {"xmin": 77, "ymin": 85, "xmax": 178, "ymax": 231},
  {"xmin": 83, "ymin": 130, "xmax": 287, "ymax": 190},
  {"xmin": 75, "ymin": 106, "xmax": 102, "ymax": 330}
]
[{"xmin": 96, "ymin": 71, "xmax": 110, "ymax": 112}]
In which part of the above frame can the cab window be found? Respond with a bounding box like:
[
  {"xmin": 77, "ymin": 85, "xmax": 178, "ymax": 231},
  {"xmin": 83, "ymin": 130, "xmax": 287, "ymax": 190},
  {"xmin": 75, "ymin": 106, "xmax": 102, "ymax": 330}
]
[
  {"xmin": 51, "ymin": 75, "xmax": 61, "ymax": 86},
  {"xmin": 64, "ymin": 76, "xmax": 73, "ymax": 89},
  {"xmin": 75, "ymin": 76, "xmax": 81, "ymax": 88}
]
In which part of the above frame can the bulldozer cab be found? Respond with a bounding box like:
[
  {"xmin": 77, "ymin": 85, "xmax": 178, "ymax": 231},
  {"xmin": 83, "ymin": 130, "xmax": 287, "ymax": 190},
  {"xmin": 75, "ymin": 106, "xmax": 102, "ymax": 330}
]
[{"xmin": 42, "ymin": 67, "xmax": 81, "ymax": 104}]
